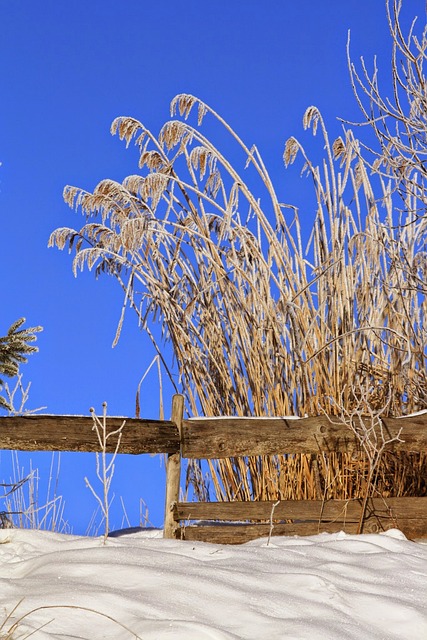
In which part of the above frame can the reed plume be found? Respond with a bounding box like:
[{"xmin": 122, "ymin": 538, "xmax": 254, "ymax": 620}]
[{"xmin": 49, "ymin": 2, "xmax": 426, "ymax": 503}]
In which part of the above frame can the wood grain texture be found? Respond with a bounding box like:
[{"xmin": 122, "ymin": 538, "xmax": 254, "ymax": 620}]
[
  {"xmin": 175, "ymin": 497, "xmax": 427, "ymax": 542},
  {"xmin": 175, "ymin": 496, "xmax": 427, "ymax": 523},
  {"xmin": 175, "ymin": 497, "xmax": 427, "ymax": 522},
  {"xmin": 0, "ymin": 415, "xmax": 180, "ymax": 454},
  {"xmin": 181, "ymin": 415, "xmax": 427, "ymax": 458},
  {"xmin": 2, "ymin": 413, "xmax": 425, "ymax": 458},
  {"xmin": 180, "ymin": 518, "xmax": 427, "ymax": 543},
  {"xmin": 164, "ymin": 395, "xmax": 185, "ymax": 539}
]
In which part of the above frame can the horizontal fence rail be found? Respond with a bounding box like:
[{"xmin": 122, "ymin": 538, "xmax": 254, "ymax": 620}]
[
  {"xmin": 0, "ymin": 414, "xmax": 180, "ymax": 454},
  {"xmin": 173, "ymin": 496, "xmax": 426, "ymax": 522},
  {"xmin": 182, "ymin": 415, "xmax": 427, "ymax": 458},
  {"xmin": 174, "ymin": 497, "xmax": 426, "ymax": 543},
  {"xmin": 1, "ymin": 411, "xmax": 426, "ymax": 457}
]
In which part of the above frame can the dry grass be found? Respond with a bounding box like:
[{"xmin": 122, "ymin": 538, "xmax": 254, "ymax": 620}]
[
  {"xmin": 0, "ymin": 600, "xmax": 143, "ymax": 639},
  {"xmin": 49, "ymin": 2, "xmax": 426, "ymax": 507}
]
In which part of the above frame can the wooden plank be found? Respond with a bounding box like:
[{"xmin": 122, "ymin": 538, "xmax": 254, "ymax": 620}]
[
  {"xmin": 0, "ymin": 415, "xmax": 180, "ymax": 455},
  {"xmin": 382, "ymin": 415, "xmax": 427, "ymax": 451},
  {"xmin": 175, "ymin": 496, "xmax": 427, "ymax": 524},
  {"xmin": 182, "ymin": 415, "xmax": 427, "ymax": 458},
  {"xmin": 176, "ymin": 499, "xmax": 357, "ymax": 522},
  {"xmin": 180, "ymin": 523, "xmax": 353, "ymax": 543},
  {"xmin": 164, "ymin": 395, "xmax": 185, "ymax": 539},
  {"xmin": 2, "ymin": 413, "xmax": 425, "ymax": 458},
  {"xmin": 181, "ymin": 519, "xmax": 427, "ymax": 543},
  {"xmin": 180, "ymin": 508, "xmax": 427, "ymax": 544}
]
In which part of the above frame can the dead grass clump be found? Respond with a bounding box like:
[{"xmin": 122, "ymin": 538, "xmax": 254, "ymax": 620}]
[{"xmin": 49, "ymin": 1, "xmax": 426, "ymax": 508}]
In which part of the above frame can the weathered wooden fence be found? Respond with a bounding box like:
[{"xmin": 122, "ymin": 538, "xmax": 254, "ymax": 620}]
[{"xmin": 1, "ymin": 395, "xmax": 426, "ymax": 543}]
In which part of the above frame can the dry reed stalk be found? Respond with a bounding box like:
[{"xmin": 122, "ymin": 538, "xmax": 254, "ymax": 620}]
[{"xmin": 49, "ymin": 3, "xmax": 426, "ymax": 512}]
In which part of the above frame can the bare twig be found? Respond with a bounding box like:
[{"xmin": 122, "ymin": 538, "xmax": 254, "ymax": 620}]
[{"xmin": 84, "ymin": 403, "xmax": 126, "ymax": 542}]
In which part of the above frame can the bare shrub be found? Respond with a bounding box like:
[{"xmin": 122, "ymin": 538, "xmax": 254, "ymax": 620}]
[
  {"xmin": 2, "ymin": 451, "xmax": 68, "ymax": 533},
  {"xmin": 348, "ymin": 1, "xmax": 427, "ymax": 232},
  {"xmin": 0, "ymin": 374, "xmax": 65, "ymax": 533},
  {"xmin": 84, "ymin": 403, "xmax": 125, "ymax": 542}
]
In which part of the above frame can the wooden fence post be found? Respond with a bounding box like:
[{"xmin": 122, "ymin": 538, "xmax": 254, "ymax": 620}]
[{"xmin": 163, "ymin": 394, "xmax": 184, "ymax": 538}]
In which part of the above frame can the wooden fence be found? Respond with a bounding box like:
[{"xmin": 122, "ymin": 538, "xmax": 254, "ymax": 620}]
[{"xmin": 1, "ymin": 395, "xmax": 426, "ymax": 543}]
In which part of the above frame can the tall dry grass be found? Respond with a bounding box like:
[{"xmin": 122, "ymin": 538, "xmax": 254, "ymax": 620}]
[{"xmin": 49, "ymin": 3, "xmax": 426, "ymax": 504}]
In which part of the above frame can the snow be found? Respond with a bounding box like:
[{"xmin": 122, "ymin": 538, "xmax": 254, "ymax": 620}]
[
  {"xmin": 0, "ymin": 528, "xmax": 426, "ymax": 639},
  {"xmin": 400, "ymin": 409, "xmax": 427, "ymax": 417},
  {"xmin": 188, "ymin": 415, "xmax": 302, "ymax": 420}
]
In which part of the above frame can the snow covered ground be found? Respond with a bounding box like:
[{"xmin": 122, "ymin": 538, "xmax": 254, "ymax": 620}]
[{"xmin": 0, "ymin": 527, "xmax": 426, "ymax": 639}]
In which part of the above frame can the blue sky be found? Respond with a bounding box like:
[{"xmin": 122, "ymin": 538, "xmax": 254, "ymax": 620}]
[{"xmin": 1, "ymin": 1, "xmax": 425, "ymax": 533}]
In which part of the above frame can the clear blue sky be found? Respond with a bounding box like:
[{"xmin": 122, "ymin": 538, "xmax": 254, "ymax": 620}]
[{"xmin": 1, "ymin": 0, "xmax": 424, "ymax": 533}]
